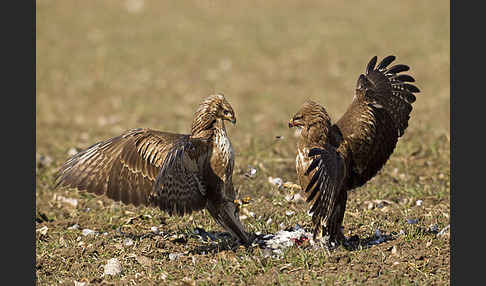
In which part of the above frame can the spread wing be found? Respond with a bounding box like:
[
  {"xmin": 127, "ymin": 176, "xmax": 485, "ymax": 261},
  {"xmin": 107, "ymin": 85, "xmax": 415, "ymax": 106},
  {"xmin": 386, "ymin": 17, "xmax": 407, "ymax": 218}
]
[
  {"xmin": 150, "ymin": 138, "xmax": 209, "ymax": 216},
  {"xmin": 335, "ymin": 55, "xmax": 420, "ymax": 189},
  {"xmin": 55, "ymin": 128, "xmax": 189, "ymax": 207},
  {"xmin": 304, "ymin": 146, "xmax": 346, "ymax": 238}
]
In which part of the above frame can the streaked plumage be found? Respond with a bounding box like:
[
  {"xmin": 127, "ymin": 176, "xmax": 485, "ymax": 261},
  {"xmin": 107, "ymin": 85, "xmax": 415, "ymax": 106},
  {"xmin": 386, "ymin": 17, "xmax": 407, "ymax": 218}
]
[
  {"xmin": 288, "ymin": 55, "xmax": 420, "ymax": 244},
  {"xmin": 55, "ymin": 93, "xmax": 251, "ymax": 243}
]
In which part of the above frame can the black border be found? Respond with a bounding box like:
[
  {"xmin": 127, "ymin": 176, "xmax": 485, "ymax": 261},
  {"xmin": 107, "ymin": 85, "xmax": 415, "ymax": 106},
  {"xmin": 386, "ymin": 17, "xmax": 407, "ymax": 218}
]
[{"xmin": 4, "ymin": 1, "xmax": 35, "ymax": 284}]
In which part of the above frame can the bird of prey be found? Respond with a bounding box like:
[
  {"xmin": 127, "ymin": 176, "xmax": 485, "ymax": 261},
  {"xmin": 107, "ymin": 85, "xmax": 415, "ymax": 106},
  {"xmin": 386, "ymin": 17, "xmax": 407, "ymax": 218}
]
[
  {"xmin": 55, "ymin": 93, "xmax": 251, "ymax": 244},
  {"xmin": 288, "ymin": 55, "xmax": 420, "ymax": 245}
]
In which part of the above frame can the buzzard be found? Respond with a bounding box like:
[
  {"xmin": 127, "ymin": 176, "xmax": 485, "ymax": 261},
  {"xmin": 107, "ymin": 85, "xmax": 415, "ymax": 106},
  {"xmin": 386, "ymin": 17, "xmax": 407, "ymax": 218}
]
[
  {"xmin": 55, "ymin": 93, "xmax": 251, "ymax": 244},
  {"xmin": 288, "ymin": 55, "xmax": 420, "ymax": 244}
]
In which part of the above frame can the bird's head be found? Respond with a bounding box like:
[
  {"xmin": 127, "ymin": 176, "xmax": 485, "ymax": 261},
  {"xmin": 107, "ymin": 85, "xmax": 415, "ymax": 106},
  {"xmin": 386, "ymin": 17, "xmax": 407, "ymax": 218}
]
[
  {"xmin": 289, "ymin": 100, "xmax": 332, "ymax": 142},
  {"xmin": 214, "ymin": 93, "xmax": 236, "ymax": 125},
  {"xmin": 191, "ymin": 93, "xmax": 237, "ymax": 138},
  {"xmin": 204, "ymin": 93, "xmax": 236, "ymax": 125},
  {"xmin": 289, "ymin": 100, "xmax": 330, "ymax": 129}
]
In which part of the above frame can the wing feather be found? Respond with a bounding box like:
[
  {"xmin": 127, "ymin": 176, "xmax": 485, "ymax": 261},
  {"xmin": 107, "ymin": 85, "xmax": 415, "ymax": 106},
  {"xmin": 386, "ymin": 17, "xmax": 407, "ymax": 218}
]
[
  {"xmin": 303, "ymin": 146, "xmax": 346, "ymax": 238},
  {"xmin": 335, "ymin": 55, "xmax": 420, "ymax": 189},
  {"xmin": 55, "ymin": 128, "xmax": 186, "ymax": 207},
  {"xmin": 150, "ymin": 138, "xmax": 209, "ymax": 216}
]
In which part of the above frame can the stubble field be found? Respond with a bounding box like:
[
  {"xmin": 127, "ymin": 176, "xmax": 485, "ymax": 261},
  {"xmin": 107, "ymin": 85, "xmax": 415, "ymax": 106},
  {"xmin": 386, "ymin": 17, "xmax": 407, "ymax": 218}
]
[{"xmin": 36, "ymin": 1, "xmax": 450, "ymax": 285}]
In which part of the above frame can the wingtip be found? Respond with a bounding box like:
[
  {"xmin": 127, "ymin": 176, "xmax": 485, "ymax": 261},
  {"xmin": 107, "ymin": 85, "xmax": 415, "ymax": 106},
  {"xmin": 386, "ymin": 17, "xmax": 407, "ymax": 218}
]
[
  {"xmin": 377, "ymin": 55, "xmax": 396, "ymax": 71},
  {"xmin": 366, "ymin": 56, "xmax": 378, "ymax": 74}
]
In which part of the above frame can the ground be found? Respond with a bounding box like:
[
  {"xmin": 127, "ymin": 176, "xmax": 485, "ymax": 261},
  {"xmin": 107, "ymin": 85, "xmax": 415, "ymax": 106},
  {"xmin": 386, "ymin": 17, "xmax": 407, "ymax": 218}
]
[{"xmin": 36, "ymin": 1, "xmax": 450, "ymax": 285}]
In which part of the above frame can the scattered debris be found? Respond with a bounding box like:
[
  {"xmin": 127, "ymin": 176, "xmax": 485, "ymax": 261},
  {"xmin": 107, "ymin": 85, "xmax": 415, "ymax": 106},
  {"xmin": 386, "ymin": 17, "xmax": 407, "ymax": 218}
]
[
  {"xmin": 285, "ymin": 193, "xmax": 305, "ymax": 203},
  {"xmin": 68, "ymin": 224, "xmax": 80, "ymax": 230},
  {"xmin": 169, "ymin": 253, "xmax": 184, "ymax": 261},
  {"xmin": 437, "ymin": 224, "xmax": 450, "ymax": 237},
  {"xmin": 37, "ymin": 226, "xmax": 48, "ymax": 236},
  {"xmin": 82, "ymin": 229, "xmax": 96, "ymax": 236},
  {"xmin": 74, "ymin": 281, "xmax": 87, "ymax": 286},
  {"xmin": 54, "ymin": 195, "xmax": 78, "ymax": 208},
  {"xmin": 123, "ymin": 238, "xmax": 134, "ymax": 247},
  {"xmin": 244, "ymin": 167, "xmax": 257, "ymax": 178},
  {"xmin": 407, "ymin": 218, "xmax": 419, "ymax": 225},
  {"xmin": 58, "ymin": 236, "xmax": 66, "ymax": 247},
  {"xmin": 429, "ymin": 224, "xmax": 439, "ymax": 233},
  {"xmin": 151, "ymin": 226, "xmax": 159, "ymax": 234},
  {"xmin": 253, "ymin": 225, "xmax": 314, "ymax": 257},
  {"xmin": 416, "ymin": 200, "xmax": 423, "ymax": 206},
  {"xmin": 268, "ymin": 176, "xmax": 283, "ymax": 187},
  {"xmin": 159, "ymin": 272, "xmax": 168, "ymax": 281},
  {"xmin": 103, "ymin": 258, "xmax": 122, "ymax": 276},
  {"xmin": 364, "ymin": 199, "xmax": 394, "ymax": 210},
  {"xmin": 285, "ymin": 210, "xmax": 295, "ymax": 216}
]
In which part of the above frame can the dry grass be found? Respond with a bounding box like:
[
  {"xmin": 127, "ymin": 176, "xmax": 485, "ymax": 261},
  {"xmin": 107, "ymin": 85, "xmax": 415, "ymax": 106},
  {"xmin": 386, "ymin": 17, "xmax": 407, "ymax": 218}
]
[{"xmin": 36, "ymin": 0, "xmax": 449, "ymax": 285}]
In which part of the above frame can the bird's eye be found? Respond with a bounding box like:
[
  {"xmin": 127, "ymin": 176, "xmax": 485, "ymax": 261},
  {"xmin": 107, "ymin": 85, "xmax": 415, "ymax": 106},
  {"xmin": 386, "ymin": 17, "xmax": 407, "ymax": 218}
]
[{"xmin": 223, "ymin": 110, "xmax": 230, "ymax": 115}]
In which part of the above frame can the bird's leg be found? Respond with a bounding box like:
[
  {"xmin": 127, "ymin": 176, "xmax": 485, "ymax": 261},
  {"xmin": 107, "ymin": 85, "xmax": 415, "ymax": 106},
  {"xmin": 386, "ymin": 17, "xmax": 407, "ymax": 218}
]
[{"xmin": 206, "ymin": 200, "xmax": 251, "ymax": 245}]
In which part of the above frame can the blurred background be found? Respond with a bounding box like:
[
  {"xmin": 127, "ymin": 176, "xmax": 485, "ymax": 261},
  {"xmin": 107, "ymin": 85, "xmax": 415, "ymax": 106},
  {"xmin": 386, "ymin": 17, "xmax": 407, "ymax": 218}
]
[
  {"xmin": 36, "ymin": 1, "xmax": 450, "ymax": 284},
  {"xmin": 36, "ymin": 0, "xmax": 449, "ymax": 160}
]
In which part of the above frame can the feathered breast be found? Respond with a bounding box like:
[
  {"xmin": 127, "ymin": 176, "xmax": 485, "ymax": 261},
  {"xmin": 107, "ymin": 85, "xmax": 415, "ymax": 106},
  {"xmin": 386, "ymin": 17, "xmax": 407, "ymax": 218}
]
[
  {"xmin": 296, "ymin": 145, "xmax": 312, "ymax": 188},
  {"xmin": 210, "ymin": 126, "xmax": 234, "ymax": 182}
]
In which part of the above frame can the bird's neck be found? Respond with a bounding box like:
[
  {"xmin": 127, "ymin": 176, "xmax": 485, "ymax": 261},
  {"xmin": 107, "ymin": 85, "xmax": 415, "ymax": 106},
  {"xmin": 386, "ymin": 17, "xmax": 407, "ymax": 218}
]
[
  {"xmin": 191, "ymin": 103, "xmax": 217, "ymax": 139},
  {"xmin": 191, "ymin": 116, "xmax": 225, "ymax": 141},
  {"xmin": 300, "ymin": 122, "xmax": 331, "ymax": 147}
]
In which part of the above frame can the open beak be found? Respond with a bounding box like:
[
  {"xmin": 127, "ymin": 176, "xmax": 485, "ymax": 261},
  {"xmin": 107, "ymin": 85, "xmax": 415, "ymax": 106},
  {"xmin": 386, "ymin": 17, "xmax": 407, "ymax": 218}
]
[{"xmin": 288, "ymin": 119, "xmax": 295, "ymax": 128}]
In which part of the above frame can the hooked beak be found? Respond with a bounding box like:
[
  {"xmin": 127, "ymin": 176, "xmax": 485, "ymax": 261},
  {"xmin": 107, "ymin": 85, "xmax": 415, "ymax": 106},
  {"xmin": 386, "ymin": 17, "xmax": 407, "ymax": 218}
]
[
  {"xmin": 230, "ymin": 117, "xmax": 236, "ymax": 125},
  {"xmin": 288, "ymin": 119, "xmax": 295, "ymax": 128}
]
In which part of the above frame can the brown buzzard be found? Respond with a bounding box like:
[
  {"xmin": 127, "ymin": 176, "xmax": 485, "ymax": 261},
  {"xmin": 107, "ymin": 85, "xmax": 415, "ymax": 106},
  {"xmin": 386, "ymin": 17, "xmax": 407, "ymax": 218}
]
[
  {"xmin": 55, "ymin": 93, "xmax": 251, "ymax": 243},
  {"xmin": 288, "ymin": 55, "xmax": 420, "ymax": 244}
]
